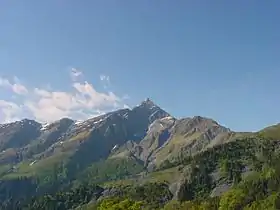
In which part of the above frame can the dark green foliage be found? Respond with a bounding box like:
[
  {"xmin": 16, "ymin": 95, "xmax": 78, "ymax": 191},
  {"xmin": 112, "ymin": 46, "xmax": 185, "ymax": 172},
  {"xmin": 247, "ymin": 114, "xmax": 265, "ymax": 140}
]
[
  {"xmin": 2, "ymin": 136, "xmax": 280, "ymax": 209},
  {"xmin": 219, "ymin": 158, "xmax": 243, "ymax": 184},
  {"xmin": 21, "ymin": 182, "xmax": 171, "ymax": 210},
  {"xmin": 0, "ymin": 177, "xmax": 38, "ymax": 210},
  {"xmin": 96, "ymin": 198, "xmax": 144, "ymax": 210},
  {"xmin": 26, "ymin": 183, "xmax": 103, "ymax": 210},
  {"xmin": 125, "ymin": 183, "xmax": 173, "ymax": 208},
  {"xmin": 91, "ymin": 183, "xmax": 172, "ymax": 210},
  {"xmin": 177, "ymin": 161, "xmax": 213, "ymax": 201}
]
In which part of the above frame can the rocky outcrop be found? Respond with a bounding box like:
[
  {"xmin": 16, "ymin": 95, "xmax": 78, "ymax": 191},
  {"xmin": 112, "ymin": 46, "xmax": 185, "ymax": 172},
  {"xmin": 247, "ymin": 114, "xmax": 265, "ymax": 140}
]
[{"xmin": 149, "ymin": 116, "xmax": 233, "ymax": 167}]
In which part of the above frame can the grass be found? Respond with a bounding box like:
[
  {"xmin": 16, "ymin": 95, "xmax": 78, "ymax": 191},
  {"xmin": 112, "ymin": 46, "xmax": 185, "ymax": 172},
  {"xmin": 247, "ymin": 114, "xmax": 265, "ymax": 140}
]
[
  {"xmin": 102, "ymin": 178, "xmax": 137, "ymax": 188},
  {"xmin": 142, "ymin": 166, "xmax": 181, "ymax": 184},
  {"xmin": 2, "ymin": 152, "xmax": 72, "ymax": 179},
  {"xmin": 154, "ymin": 132, "xmax": 202, "ymax": 165},
  {"xmin": 259, "ymin": 123, "xmax": 280, "ymax": 140},
  {"xmin": 31, "ymin": 152, "xmax": 71, "ymax": 170},
  {"xmin": 102, "ymin": 166, "xmax": 181, "ymax": 188},
  {"xmin": 68, "ymin": 131, "xmax": 91, "ymax": 142}
]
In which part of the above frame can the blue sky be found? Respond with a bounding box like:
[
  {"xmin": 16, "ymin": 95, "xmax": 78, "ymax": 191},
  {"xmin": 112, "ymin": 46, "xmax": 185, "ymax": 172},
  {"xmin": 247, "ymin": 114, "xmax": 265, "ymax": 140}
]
[{"xmin": 0, "ymin": 1, "xmax": 279, "ymax": 131}]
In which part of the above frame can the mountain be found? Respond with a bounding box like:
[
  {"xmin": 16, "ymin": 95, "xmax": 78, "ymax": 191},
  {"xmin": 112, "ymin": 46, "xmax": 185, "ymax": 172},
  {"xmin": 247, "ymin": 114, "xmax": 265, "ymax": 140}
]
[
  {"xmin": 148, "ymin": 116, "xmax": 235, "ymax": 167},
  {"xmin": 0, "ymin": 119, "xmax": 41, "ymax": 151},
  {"xmin": 0, "ymin": 98, "xmax": 279, "ymax": 209},
  {"xmin": 0, "ymin": 99, "xmax": 171, "ymax": 177},
  {"xmin": 0, "ymin": 98, "xmax": 235, "ymax": 176},
  {"xmin": 110, "ymin": 115, "xmax": 236, "ymax": 170}
]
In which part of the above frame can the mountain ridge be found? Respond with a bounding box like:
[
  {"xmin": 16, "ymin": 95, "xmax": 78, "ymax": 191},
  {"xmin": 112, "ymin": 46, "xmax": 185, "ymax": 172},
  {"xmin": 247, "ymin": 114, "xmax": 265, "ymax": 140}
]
[
  {"xmin": 0, "ymin": 98, "xmax": 279, "ymax": 182},
  {"xmin": 0, "ymin": 98, "xmax": 265, "ymax": 169},
  {"xmin": 1, "ymin": 98, "xmax": 280, "ymax": 209}
]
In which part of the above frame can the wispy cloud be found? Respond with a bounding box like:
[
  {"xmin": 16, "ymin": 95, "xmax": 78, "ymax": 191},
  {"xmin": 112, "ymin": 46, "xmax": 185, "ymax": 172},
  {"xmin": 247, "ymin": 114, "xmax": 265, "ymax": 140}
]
[
  {"xmin": 100, "ymin": 74, "xmax": 110, "ymax": 82},
  {"xmin": 0, "ymin": 69, "xmax": 128, "ymax": 123},
  {"xmin": 100, "ymin": 74, "xmax": 111, "ymax": 89},
  {"xmin": 0, "ymin": 77, "xmax": 28, "ymax": 95},
  {"xmin": 0, "ymin": 100, "xmax": 24, "ymax": 123}
]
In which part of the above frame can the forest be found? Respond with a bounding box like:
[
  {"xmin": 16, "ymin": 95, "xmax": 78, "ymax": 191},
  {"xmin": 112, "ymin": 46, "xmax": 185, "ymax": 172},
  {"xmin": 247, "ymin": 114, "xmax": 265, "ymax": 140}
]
[{"xmin": 1, "ymin": 135, "xmax": 280, "ymax": 209}]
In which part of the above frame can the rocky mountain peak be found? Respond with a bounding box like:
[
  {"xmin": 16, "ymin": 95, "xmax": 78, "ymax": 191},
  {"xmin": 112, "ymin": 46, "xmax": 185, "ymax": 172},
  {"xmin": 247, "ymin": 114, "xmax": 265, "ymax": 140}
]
[
  {"xmin": 138, "ymin": 98, "xmax": 157, "ymax": 108},
  {"xmin": 131, "ymin": 99, "xmax": 170, "ymax": 125}
]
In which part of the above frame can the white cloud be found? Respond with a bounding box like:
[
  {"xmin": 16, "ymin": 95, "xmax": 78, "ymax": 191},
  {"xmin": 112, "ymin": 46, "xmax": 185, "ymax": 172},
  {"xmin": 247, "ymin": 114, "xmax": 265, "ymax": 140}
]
[
  {"xmin": 0, "ymin": 78, "xmax": 10, "ymax": 87},
  {"xmin": 12, "ymin": 83, "xmax": 29, "ymax": 95},
  {"xmin": 0, "ymin": 100, "xmax": 23, "ymax": 123},
  {"xmin": 0, "ymin": 69, "xmax": 128, "ymax": 123},
  {"xmin": 73, "ymin": 82, "xmax": 120, "ymax": 107},
  {"xmin": 0, "ymin": 77, "xmax": 28, "ymax": 95},
  {"xmin": 34, "ymin": 88, "xmax": 52, "ymax": 97}
]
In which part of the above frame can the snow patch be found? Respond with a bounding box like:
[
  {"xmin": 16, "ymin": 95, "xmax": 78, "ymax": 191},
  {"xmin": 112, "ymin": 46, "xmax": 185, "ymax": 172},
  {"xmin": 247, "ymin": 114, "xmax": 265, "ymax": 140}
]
[
  {"xmin": 29, "ymin": 160, "xmax": 37, "ymax": 166},
  {"xmin": 74, "ymin": 120, "xmax": 83, "ymax": 125},
  {"xmin": 149, "ymin": 105, "xmax": 156, "ymax": 110},
  {"xmin": 104, "ymin": 126, "xmax": 110, "ymax": 135},
  {"xmin": 148, "ymin": 110, "xmax": 160, "ymax": 122},
  {"xmin": 148, "ymin": 121, "xmax": 156, "ymax": 131},
  {"xmin": 123, "ymin": 113, "xmax": 129, "ymax": 119},
  {"xmin": 112, "ymin": 144, "xmax": 119, "ymax": 151},
  {"xmin": 161, "ymin": 116, "xmax": 173, "ymax": 121},
  {"xmin": 40, "ymin": 123, "xmax": 50, "ymax": 131},
  {"xmin": 94, "ymin": 119, "xmax": 104, "ymax": 124}
]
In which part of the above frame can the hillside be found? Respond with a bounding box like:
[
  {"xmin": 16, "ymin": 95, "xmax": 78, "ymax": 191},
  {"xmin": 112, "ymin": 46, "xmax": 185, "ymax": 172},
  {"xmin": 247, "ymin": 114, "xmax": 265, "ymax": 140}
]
[
  {"xmin": 0, "ymin": 99, "xmax": 279, "ymax": 209},
  {"xmin": 258, "ymin": 123, "xmax": 280, "ymax": 140}
]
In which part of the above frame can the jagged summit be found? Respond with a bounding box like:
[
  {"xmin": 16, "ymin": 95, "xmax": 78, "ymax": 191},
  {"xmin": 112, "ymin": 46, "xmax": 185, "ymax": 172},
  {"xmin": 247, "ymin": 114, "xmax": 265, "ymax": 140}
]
[
  {"xmin": 137, "ymin": 98, "xmax": 168, "ymax": 114},
  {"xmin": 138, "ymin": 97, "xmax": 156, "ymax": 107},
  {"xmin": 132, "ymin": 98, "xmax": 170, "ymax": 121},
  {"xmin": 143, "ymin": 97, "xmax": 152, "ymax": 103}
]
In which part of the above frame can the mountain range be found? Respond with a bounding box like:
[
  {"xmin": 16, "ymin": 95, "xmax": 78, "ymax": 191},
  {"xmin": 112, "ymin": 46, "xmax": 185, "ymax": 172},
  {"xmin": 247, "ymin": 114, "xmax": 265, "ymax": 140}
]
[
  {"xmin": 0, "ymin": 99, "xmax": 236, "ymax": 172},
  {"xmin": 0, "ymin": 98, "xmax": 280, "ymax": 209}
]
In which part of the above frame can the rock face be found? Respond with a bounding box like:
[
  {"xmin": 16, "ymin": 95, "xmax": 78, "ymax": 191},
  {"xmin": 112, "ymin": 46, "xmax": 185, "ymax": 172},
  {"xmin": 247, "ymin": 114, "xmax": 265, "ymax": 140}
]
[
  {"xmin": 125, "ymin": 98, "xmax": 171, "ymax": 142},
  {"xmin": 148, "ymin": 116, "xmax": 233, "ymax": 167},
  {"xmin": 138, "ymin": 116, "xmax": 176, "ymax": 160},
  {"xmin": 111, "ymin": 115, "xmax": 234, "ymax": 170},
  {"xmin": 111, "ymin": 116, "xmax": 176, "ymax": 163},
  {"xmin": 98, "ymin": 187, "xmax": 125, "ymax": 201},
  {"xmin": 210, "ymin": 183, "xmax": 232, "ymax": 197}
]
